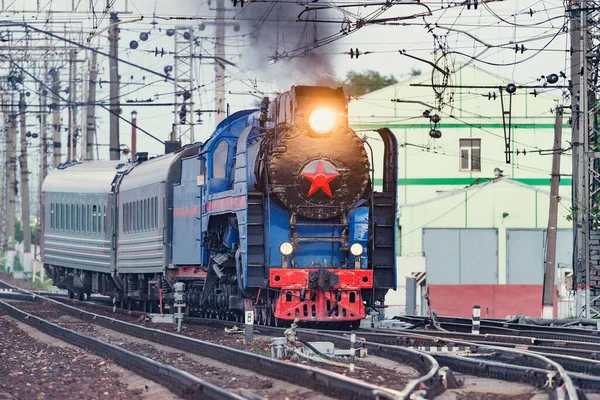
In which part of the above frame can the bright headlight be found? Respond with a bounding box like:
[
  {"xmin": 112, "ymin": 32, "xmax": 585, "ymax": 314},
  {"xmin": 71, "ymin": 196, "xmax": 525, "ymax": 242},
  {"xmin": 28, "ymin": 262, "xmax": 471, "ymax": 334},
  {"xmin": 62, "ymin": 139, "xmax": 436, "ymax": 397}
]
[
  {"xmin": 279, "ymin": 242, "xmax": 294, "ymax": 256},
  {"xmin": 308, "ymin": 108, "xmax": 336, "ymax": 134},
  {"xmin": 350, "ymin": 243, "xmax": 364, "ymax": 256}
]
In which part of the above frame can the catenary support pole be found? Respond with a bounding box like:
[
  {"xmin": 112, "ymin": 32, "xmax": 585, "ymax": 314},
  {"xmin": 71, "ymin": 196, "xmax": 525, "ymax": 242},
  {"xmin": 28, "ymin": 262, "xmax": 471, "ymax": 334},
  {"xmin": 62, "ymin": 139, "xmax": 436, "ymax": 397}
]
[
  {"xmin": 542, "ymin": 107, "xmax": 563, "ymax": 318},
  {"xmin": 214, "ymin": 0, "xmax": 226, "ymax": 126},
  {"xmin": 108, "ymin": 13, "xmax": 121, "ymax": 160},
  {"xmin": 6, "ymin": 110, "xmax": 17, "ymax": 272},
  {"xmin": 86, "ymin": 51, "xmax": 97, "ymax": 160},
  {"xmin": 51, "ymin": 68, "xmax": 61, "ymax": 167},
  {"xmin": 131, "ymin": 110, "xmax": 137, "ymax": 160},
  {"xmin": 67, "ymin": 49, "xmax": 75, "ymax": 160},
  {"xmin": 19, "ymin": 93, "xmax": 31, "ymax": 259}
]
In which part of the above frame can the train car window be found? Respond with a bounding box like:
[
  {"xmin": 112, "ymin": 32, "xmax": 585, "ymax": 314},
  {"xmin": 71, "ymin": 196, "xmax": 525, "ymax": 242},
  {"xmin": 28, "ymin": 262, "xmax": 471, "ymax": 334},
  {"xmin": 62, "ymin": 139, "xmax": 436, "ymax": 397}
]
[
  {"xmin": 129, "ymin": 202, "xmax": 133, "ymax": 233},
  {"xmin": 139, "ymin": 200, "xmax": 142, "ymax": 231},
  {"xmin": 74, "ymin": 205, "xmax": 79, "ymax": 232},
  {"xmin": 212, "ymin": 140, "xmax": 228, "ymax": 179},
  {"xmin": 134, "ymin": 201, "xmax": 138, "ymax": 232},
  {"xmin": 82, "ymin": 205, "xmax": 87, "ymax": 232},
  {"xmin": 50, "ymin": 204, "xmax": 54, "ymax": 230},
  {"xmin": 148, "ymin": 199, "xmax": 152, "ymax": 230},
  {"xmin": 60, "ymin": 204, "xmax": 65, "ymax": 230},
  {"xmin": 152, "ymin": 197, "xmax": 156, "ymax": 229},
  {"xmin": 72, "ymin": 205, "xmax": 77, "ymax": 232},
  {"xmin": 145, "ymin": 199, "xmax": 149, "ymax": 230},
  {"xmin": 66, "ymin": 204, "xmax": 71, "ymax": 231},
  {"xmin": 92, "ymin": 205, "xmax": 98, "ymax": 233},
  {"xmin": 154, "ymin": 197, "xmax": 158, "ymax": 230},
  {"xmin": 123, "ymin": 203, "xmax": 127, "ymax": 233},
  {"xmin": 102, "ymin": 206, "xmax": 106, "ymax": 233}
]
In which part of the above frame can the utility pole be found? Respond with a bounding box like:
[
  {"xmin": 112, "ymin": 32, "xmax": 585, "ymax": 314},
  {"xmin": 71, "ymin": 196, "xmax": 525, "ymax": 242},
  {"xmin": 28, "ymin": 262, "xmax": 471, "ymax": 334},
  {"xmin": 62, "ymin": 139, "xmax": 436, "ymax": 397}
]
[
  {"xmin": 38, "ymin": 73, "xmax": 48, "ymax": 264},
  {"xmin": 572, "ymin": 0, "xmax": 600, "ymax": 318},
  {"xmin": 109, "ymin": 12, "xmax": 121, "ymax": 160},
  {"xmin": 50, "ymin": 68, "xmax": 61, "ymax": 167},
  {"xmin": 19, "ymin": 92, "xmax": 31, "ymax": 260},
  {"xmin": 0, "ymin": 97, "xmax": 6, "ymax": 252},
  {"xmin": 570, "ymin": 0, "xmax": 583, "ymax": 316},
  {"xmin": 542, "ymin": 106, "xmax": 563, "ymax": 319},
  {"xmin": 6, "ymin": 110, "xmax": 17, "ymax": 272},
  {"xmin": 67, "ymin": 49, "xmax": 76, "ymax": 160},
  {"xmin": 214, "ymin": 0, "xmax": 226, "ymax": 126},
  {"xmin": 86, "ymin": 51, "xmax": 98, "ymax": 160},
  {"xmin": 39, "ymin": 70, "xmax": 48, "ymax": 187},
  {"xmin": 172, "ymin": 26, "xmax": 195, "ymax": 144},
  {"xmin": 131, "ymin": 110, "xmax": 137, "ymax": 160}
]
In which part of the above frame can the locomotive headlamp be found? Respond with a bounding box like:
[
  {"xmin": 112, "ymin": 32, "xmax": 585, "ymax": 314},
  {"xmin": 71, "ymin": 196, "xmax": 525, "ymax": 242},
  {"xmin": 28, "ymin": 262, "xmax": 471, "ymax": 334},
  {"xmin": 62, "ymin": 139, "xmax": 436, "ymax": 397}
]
[
  {"xmin": 308, "ymin": 108, "xmax": 336, "ymax": 134},
  {"xmin": 350, "ymin": 243, "xmax": 364, "ymax": 256},
  {"xmin": 279, "ymin": 242, "xmax": 294, "ymax": 256}
]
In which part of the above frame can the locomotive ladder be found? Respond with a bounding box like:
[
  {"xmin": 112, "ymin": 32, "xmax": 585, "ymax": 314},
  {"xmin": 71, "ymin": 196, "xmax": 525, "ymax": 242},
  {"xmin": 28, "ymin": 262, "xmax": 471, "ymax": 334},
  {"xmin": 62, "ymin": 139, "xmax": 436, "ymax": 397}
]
[
  {"xmin": 372, "ymin": 191, "xmax": 396, "ymax": 290},
  {"xmin": 246, "ymin": 191, "xmax": 266, "ymax": 287}
]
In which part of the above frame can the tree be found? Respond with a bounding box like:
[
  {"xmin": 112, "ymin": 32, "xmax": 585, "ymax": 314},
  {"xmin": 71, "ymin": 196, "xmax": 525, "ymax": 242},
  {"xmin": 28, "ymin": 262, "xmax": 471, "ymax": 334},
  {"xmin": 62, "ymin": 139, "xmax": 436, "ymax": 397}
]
[
  {"xmin": 14, "ymin": 219, "xmax": 38, "ymax": 246},
  {"xmin": 316, "ymin": 69, "xmax": 398, "ymax": 98},
  {"xmin": 342, "ymin": 70, "xmax": 398, "ymax": 97}
]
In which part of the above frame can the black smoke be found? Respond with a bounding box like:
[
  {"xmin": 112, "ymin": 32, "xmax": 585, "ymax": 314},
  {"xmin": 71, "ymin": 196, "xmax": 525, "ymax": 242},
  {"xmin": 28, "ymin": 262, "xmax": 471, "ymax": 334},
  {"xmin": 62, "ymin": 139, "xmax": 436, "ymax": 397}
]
[{"xmin": 233, "ymin": 4, "xmax": 340, "ymax": 90}]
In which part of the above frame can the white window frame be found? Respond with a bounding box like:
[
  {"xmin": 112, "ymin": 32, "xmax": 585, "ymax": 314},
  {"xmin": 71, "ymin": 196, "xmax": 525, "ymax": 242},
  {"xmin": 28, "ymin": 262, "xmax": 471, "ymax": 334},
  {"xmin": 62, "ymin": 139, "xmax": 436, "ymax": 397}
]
[{"xmin": 459, "ymin": 138, "xmax": 481, "ymax": 172}]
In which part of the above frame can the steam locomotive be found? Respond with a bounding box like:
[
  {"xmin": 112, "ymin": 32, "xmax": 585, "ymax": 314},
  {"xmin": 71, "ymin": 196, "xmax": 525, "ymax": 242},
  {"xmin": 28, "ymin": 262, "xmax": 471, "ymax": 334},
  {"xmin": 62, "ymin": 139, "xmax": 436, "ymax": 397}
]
[{"xmin": 41, "ymin": 85, "xmax": 398, "ymax": 327}]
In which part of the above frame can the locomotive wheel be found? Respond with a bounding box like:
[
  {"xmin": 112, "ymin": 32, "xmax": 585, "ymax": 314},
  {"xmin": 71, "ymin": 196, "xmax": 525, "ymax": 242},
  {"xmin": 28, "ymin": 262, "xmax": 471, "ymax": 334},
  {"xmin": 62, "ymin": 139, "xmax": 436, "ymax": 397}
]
[
  {"xmin": 77, "ymin": 292, "xmax": 84, "ymax": 301},
  {"xmin": 68, "ymin": 289, "xmax": 74, "ymax": 299}
]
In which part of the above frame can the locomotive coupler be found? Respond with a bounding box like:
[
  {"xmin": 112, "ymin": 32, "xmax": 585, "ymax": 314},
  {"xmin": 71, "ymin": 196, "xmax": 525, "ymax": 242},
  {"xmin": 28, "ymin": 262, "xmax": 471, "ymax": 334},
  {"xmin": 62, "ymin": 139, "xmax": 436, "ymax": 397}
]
[
  {"xmin": 308, "ymin": 269, "xmax": 340, "ymax": 291},
  {"xmin": 173, "ymin": 282, "xmax": 186, "ymax": 332}
]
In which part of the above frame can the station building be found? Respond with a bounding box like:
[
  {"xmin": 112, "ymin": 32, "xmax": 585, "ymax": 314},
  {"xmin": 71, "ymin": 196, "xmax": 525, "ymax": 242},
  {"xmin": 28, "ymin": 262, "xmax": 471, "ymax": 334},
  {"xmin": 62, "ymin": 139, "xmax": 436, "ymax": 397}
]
[{"xmin": 348, "ymin": 65, "xmax": 573, "ymax": 319}]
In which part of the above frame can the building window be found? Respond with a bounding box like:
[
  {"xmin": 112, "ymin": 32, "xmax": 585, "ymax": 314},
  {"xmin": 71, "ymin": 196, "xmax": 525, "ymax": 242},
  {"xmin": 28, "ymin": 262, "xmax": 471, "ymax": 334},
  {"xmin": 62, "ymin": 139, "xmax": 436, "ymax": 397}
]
[{"xmin": 459, "ymin": 139, "xmax": 481, "ymax": 172}]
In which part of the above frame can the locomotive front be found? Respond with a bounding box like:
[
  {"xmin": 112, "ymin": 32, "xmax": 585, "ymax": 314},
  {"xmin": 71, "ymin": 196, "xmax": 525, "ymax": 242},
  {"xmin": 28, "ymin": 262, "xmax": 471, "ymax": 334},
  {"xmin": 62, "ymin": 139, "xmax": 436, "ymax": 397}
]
[{"xmin": 256, "ymin": 86, "xmax": 379, "ymax": 325}]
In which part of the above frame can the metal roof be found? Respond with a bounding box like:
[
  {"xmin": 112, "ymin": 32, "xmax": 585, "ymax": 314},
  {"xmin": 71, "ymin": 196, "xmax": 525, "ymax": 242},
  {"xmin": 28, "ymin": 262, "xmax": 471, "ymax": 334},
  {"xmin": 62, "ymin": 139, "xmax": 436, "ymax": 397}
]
[
  {"xmin": 42, "ymin": 160, "xmax": 123, "ymax": 194},
  {"xmin": 119, "ymin": 145, "xmax": 200, "ymax": 191}
]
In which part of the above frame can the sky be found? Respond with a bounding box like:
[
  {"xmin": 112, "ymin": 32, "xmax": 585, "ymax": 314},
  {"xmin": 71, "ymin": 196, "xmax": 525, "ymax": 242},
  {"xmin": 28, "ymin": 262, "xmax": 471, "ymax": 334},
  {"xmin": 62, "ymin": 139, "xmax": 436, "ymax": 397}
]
[{"xmin": 1, "ymin": 0, "xmax": 569, "ymax": 163}]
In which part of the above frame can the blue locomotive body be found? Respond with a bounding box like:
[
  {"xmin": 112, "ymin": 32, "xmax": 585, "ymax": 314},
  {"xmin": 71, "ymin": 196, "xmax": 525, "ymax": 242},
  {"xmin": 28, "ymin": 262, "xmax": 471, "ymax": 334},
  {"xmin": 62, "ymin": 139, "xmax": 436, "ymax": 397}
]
[{"xmin": 42, "ymin": 85, "xmax": 398, "ymax": 325}]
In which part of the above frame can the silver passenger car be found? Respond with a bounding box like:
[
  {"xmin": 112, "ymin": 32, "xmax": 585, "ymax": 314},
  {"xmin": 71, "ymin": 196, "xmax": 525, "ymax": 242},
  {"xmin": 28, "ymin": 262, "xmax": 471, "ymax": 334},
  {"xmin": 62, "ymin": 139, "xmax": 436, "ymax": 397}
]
[{"xmin": 42, "ymin": 161, "xmax": 123, "ymax": 295}]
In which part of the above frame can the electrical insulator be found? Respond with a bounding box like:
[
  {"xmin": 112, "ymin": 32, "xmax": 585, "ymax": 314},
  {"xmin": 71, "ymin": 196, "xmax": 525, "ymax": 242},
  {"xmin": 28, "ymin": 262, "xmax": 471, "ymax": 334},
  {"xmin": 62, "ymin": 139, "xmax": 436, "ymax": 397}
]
[{"xmin": 429, "ymin": 129, "xmax": 442, "ymax": 139}]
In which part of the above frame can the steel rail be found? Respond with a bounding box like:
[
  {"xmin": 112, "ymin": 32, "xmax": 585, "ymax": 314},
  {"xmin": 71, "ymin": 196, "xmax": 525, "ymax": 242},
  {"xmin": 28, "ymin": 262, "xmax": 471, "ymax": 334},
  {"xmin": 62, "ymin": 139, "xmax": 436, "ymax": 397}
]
[
  {"xmin": 350, "ymin": 329, "xmax": 600, "ymax": 358},
  {"xmin": 186, "ymin": 317, "xmax": 445, "ymax": 399},
  {"xmin": 0, "ymin": 300, "xmax": 245, "ymax": 400},
  {"xmin": 6, "ymin": 285, "xmax": 444, "ymax": 400},
  {"xmin": 270, "ymin": 325, "xmax": 595, "ymax": 395},
  {"xmin": 345, "ymin": 330, "xmax": 579, "ymax": 398},
  {"xmin": 397, "ymin": 315, "xmax": 600, "ymax": 339},
  {"xmin": 2, "ymin": 284, "xmax": 402, "ymax": 400}
]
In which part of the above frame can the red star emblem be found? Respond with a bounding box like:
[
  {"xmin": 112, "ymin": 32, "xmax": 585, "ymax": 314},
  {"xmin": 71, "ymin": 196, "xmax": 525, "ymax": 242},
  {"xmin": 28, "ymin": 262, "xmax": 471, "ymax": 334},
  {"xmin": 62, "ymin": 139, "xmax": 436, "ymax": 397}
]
[{"xmin": 301, "ymin": 161, "xmax": 340, "ymax": 198}]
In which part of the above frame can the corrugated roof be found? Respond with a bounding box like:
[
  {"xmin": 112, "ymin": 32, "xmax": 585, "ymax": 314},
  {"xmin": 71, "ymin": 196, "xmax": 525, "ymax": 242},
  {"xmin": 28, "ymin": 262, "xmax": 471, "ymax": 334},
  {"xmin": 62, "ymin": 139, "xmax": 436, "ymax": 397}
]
[{"xmin": 42, "ymin": 160, "xmax": 123, "ymax": 194}]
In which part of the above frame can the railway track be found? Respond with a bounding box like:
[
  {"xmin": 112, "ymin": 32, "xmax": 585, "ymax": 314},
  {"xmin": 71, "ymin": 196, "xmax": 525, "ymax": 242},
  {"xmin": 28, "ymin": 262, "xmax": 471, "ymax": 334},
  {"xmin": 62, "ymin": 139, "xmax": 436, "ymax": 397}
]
[
  {"xmin": 182, "ymin": 318, "xmax": 589, "ymax": 397},
  {"xmin": 396, "ymin": 315, "xmax": 600, "ymax": 342},
  {"xmin": 0, "ymin": 299, "xmax": 245, "ymax": 400},
  {"xmin": 0, "ymin": 280, "xmax": 417, "ymax": 400},
  {"xmin": 3, "ymin": 278, "xmax": 594, "ymax": 398}
]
